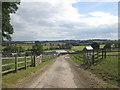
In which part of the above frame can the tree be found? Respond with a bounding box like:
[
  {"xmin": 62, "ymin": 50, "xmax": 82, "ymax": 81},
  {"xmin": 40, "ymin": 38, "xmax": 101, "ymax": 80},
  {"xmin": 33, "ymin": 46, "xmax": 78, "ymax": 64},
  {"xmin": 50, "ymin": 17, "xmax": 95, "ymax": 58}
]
[
  {"xmin": 104, "ymin": 43, "xmax": 111, "ymax": 49},
  {"xmin": 65, "ymin": 43, "xmax": 72, "ymax": 49},
  {"xmin": 91, "ymin": 42, "xmax": 100, "ymax": 50},
  {"xmin": 32, "ymin": 41, "xmax": 44, "ymax": 55},
  {"xmin": 2, "ymin": 2, "xmax": 20, "ymax": 41},
  {"xmin": 113, "ymin": 43, "xmax": 118, "ymax": 48}
]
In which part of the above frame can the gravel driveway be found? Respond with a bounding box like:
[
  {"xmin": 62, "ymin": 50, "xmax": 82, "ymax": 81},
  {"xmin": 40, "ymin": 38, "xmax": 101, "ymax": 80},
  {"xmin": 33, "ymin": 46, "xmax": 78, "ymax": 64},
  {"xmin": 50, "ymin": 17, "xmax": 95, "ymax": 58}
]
[{"xmin": 21, "ymin": 55, "xmax": 106, "ymax": 88}]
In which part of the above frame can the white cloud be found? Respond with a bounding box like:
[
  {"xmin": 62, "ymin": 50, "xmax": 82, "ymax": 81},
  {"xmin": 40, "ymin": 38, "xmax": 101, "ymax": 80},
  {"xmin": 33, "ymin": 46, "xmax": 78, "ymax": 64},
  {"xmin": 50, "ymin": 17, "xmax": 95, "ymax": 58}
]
[
  {"xmin": 10, "ymin": 1, "xmax": 118, "ymax": 41},
  {"xmin": 21, "ymin": 0, "xmax": 119, "ymax": 2}
]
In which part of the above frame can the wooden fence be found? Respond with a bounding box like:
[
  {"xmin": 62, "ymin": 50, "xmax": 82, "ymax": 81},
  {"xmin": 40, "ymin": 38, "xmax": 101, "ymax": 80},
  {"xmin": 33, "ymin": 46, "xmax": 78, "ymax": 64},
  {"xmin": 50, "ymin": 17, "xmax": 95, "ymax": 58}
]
[
  {"xmin": 83, "ymin": 49, "xmax": 106, "ymax": 65},
  {"xmin": 2, "ymin": 55, "xmax": 42, "ymax": 74},
  {"xmin": 82, "ymin": 47, "xmax": 119, "ymax": 66}
]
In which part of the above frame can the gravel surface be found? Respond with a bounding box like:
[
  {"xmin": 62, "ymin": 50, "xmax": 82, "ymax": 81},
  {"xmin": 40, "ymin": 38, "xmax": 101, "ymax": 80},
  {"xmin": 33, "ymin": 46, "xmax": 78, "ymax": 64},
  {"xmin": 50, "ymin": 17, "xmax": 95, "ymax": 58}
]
[{"xmin": 21, "ymin": 55, "xmax": 106, "ymax": 88}]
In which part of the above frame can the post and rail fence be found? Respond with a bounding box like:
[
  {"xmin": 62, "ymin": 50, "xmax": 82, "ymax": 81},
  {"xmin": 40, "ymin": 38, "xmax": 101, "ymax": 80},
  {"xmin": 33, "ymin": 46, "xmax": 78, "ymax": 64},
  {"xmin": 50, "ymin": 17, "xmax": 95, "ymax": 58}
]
[
  {"xmin": 60, "ymin": 47, "xmax": 119, "ymax": 67},
  {"xmin": 2, "ymin": 55, "xmax": 42, "ymax": 74}
]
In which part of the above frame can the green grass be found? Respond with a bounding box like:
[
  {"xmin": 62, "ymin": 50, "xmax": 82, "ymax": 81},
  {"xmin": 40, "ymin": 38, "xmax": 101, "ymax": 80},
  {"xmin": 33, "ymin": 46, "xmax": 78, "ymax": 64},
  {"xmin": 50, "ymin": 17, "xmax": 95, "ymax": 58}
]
[
  {"xmin": 88, "ymin": 56, "xmax": 119, "ymax": 88},
  {"xmin": 72, "ymin": 46, "xmax": 86, "ymax": 51},
  {"xmin": 19, "ymin": 45, "xmax": 33, "ymax": 50},
  {"xmin": 45, "ymin": 49, "xmax": 71, "ymax": 52},
  {"xmin": 2, "ymin": 55, "xmax": 57, "ymax": 71},
  {"xmin": 100, "ymin": 45, "xmax": 105, "ymax": 48},
  {"xmin": 69, "ymin": 54, "xmax": 84, "ymax": 66},
  {"xmin": 71, "ymin": 45, "xmax": 105, "ymax": 51},
  {"xmin": 69, "ymin": 52, "xmax": 119, "ymax": 88},
  {"xmin": 2, "ymin": 57, "xmax": 31, "ymax": 64},
  {"xmin": 106, "ymin": 52, "xmax": 118, "ymax": 55},
  {"xmin": 2, "ymin": 56, "xmax": 58, "ymax": 88},
  {"xmin": 43, "ymin": 46, "xmax": 59, "ymax": 50},
  {"xmin": 2, "ymin": 57, "xmax": 32, "ymax": 71}
]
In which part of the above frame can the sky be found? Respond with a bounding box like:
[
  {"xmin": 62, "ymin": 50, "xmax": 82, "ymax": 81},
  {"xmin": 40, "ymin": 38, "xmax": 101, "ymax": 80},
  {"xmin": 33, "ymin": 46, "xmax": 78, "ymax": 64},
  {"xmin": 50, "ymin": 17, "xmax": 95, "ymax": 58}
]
[{"xmin": 10, "ymin": 0, "xmax": 118, "ymax": 41}]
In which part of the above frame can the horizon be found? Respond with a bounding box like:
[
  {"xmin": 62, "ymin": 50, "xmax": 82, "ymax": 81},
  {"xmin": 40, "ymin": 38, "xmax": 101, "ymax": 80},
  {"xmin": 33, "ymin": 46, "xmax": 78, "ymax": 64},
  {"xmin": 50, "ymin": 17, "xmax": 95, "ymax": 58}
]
[{"xmin": 9, "ymin": 39, "xmax": 118, "ymax": 42}]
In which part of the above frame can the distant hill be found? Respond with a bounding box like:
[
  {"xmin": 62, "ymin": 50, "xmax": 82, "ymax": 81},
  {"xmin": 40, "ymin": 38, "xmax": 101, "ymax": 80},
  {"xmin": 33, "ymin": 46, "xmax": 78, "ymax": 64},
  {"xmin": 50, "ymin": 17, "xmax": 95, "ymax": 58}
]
[{"xmin": 4, "ymin": 39, "xmax": 118, "ymax": 46}]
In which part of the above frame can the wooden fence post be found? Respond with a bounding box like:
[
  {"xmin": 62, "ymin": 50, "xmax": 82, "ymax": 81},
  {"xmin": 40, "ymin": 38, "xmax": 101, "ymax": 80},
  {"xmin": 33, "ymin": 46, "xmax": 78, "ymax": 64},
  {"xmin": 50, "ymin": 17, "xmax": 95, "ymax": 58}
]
[
  {"xmin": 33, "ymin": 56, "xmax": 36, "ymax": 67},
  {"xmin": 40, "ymin": 54, "xmax": 42, "ymax": 63},
  {"xmin": 92, "ymin": 55, "xmax": 94, "ymax": 64},
  {"xmin": 31, "ymin": 55, "xmax": 33, "ymax": 66},
  {"xmin": 25, "ymin": 56, "xmax": 27, "ymax": 69},
  {"xmin": 15, "ymin": 56, "xmax": 18, "ymax": 72},
  {"xmin": 83, "ymin": 52, "xmax": 86, "ymax": 64},
  {"xmin": 104, "ymin": 49, "xmax": 106, "ymax": 59},
  {"xmin": 97, "ymin": 50, "xmax": 99, "ymax": 59},
  {"xmin": 102, "ymin": 49, "xmax": 104, "ymax": 59}
]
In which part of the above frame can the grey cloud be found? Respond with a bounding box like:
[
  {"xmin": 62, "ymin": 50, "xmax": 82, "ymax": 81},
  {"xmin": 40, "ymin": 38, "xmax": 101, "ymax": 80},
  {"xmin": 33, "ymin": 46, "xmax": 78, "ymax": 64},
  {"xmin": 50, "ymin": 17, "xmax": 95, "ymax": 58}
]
[{"xmin": 10, "ymin": 2, "xmax": 118, "ymax": 41}]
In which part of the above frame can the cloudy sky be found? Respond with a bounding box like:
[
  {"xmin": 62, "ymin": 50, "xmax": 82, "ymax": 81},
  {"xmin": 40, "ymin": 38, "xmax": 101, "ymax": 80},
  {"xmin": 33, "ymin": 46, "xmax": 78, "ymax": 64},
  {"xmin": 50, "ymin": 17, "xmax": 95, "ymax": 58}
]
[{"xmin": 10, "ymin": 0, "xmax": 118, "ymax": 41}]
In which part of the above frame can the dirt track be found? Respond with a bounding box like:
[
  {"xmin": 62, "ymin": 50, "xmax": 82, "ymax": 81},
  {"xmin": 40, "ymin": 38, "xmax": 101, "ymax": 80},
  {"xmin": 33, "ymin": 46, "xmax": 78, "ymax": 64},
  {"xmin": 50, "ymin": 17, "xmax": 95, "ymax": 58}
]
[{"xmin": 21, "ymin": 55, "xmax": 106, "ymax": 88}]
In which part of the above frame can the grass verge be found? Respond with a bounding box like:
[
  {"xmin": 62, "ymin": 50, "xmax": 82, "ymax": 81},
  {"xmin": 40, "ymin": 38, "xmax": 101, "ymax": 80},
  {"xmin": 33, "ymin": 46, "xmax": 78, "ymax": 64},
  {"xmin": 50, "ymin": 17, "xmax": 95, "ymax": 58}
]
[
  {"xmin": 69, "ymin": 54, "xmax": 119, "ymax": 88},
  {"xmin": 2, "ymin": 56, "xmax": 58, "ymax": 88},
  {"xmin": 69, "ymin": 54, "xmax": 83, "ymax": 66},
  {"xmin": 88, "ymin": 56, "xmax": 119, "ymax": 88}
]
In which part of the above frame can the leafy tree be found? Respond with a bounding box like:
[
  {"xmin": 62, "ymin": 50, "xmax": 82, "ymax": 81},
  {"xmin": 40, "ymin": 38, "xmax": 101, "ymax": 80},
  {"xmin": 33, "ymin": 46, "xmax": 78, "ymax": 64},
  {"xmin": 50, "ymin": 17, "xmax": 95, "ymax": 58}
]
[
  {"xmin": 91, "ymin": 42, "xmax": 100, "ymax": 50},
  {"xmin": 32, "ymin": 41, "xmax": 44, "ymax": 55},
  {"xmin": 113, "ymin": 43, "xmax": 118, "ymax": 48},
  {"xmin": 104, "ymin": 43, "xmax": 111, "ymax": 49},
  {"xmin": 65, "ymin": 43, "xmax": 72, "ymax": 49},
  {"xmin": 2, "ymin": 2, "xmax": 20, "ymax": 41}
]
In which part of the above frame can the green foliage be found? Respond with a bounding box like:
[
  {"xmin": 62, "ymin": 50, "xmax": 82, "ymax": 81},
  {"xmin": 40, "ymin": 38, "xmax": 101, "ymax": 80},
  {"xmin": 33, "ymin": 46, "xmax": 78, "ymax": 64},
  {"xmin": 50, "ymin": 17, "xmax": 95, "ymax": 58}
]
[
  {"xmin": 91, "ymin": 42, "xmax": 100, "ymax": 50},
  {"xmin": 2, "ymin": 2, "xmax": 20, "ymax": 41},
  {"xmin": 2, "ymin": 41, "xmax": 9, "ymax": 46},
  {"xmin": 104, "ymin": 43, "xmax": 111, "ymax": 49},
  {"xmin": 32, "ymin": 41, "xmax": 44, "ymax": 55}
]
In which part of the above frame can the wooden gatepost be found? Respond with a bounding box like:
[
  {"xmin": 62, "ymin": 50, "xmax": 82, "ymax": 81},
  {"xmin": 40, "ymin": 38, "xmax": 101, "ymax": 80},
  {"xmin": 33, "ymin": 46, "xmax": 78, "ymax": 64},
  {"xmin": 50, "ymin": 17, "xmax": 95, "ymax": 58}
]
[{"xmin": 33, "ymin": 55, "xmax": 42, "ymax": 67}]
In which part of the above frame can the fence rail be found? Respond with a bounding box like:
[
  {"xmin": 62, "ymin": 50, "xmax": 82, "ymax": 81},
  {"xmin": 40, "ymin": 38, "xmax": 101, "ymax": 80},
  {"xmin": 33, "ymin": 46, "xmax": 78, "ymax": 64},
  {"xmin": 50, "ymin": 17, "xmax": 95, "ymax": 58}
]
[
  {"xmin": 2, "ymin": 55, "xmax": 42, "ymax": 74},
  {"xmin": 75, "ymin": 47, "xmax": 119, "ymax": 68}
]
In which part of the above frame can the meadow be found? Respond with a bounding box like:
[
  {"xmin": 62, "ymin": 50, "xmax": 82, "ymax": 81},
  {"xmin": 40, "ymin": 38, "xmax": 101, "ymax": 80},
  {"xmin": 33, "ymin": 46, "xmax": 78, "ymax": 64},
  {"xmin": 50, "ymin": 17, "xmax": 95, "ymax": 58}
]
[
  {"xmin": 3, "ymin": 44, "xmax": 106, "ymax": 52},
  {"xmin": 71, "ymin": 45, "xmax": 105, "ymax": 51}
]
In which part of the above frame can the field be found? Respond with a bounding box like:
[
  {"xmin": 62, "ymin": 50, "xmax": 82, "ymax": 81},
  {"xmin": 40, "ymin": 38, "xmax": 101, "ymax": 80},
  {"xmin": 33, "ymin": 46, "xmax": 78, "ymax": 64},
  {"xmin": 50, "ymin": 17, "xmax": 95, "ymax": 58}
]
[
  {"xmin": 3, "ymin": 44, "xmax": 106, "ymax": 52},
  {"xmin": 2, "ymin": 45, "xmax": 33, "ymax": 51},
  {"xmin": 88, "ymin": 56, "xmax": 119, "ymax": 87},
  {"xmin": 19, "ymin": 45, "xmax": 33, "ymax": 50},
  {"xmin": 43, "ymin": 46, "xmax": 59, "ymax": 50},
  {"xmin": 72, "ymin": 45, "xmax": 105, "ymax": 51},
  {"xmin": 72, "ymin": 46, "xmax": 86, "ymax": 51}
]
